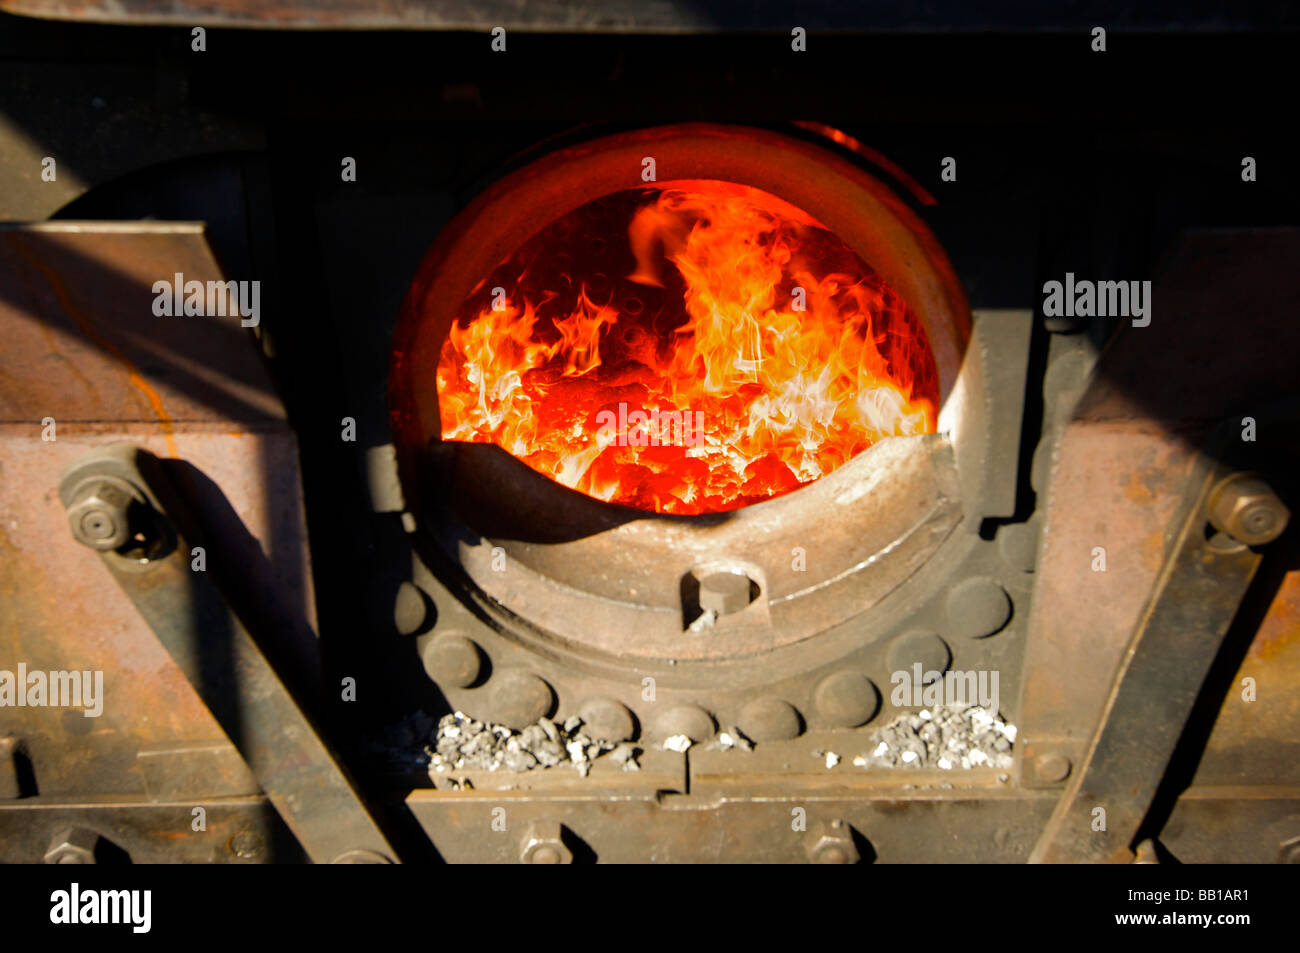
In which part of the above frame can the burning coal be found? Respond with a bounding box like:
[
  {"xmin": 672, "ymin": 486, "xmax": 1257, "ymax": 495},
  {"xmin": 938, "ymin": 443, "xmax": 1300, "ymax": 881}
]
[{"xmin": 436, "ymin": 180, "xmax": 938, "ymax": 515}]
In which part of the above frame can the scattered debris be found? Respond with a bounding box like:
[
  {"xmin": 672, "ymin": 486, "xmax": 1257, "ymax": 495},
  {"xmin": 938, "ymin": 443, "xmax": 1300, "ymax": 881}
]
[
  {"xmin": 854, "ymin": 704, "xmax": 1017, "ymax": 770},
  {"xmin": 663, "ymin": 734, "xmax": 693, "ymax": 753},
  {"xmin": 424, "ymin": 711, "xmax": 631, "ymax": 781},
  {"xmin": 703, "ymin": 726, "xmax": 754, "ymax": 752},
  {"xmin": 825, "ymin": 751, "xmax": 841, "ymax": 769},
  {"xmin": 609, "ymin": 742, "xmax": 642, "ymax": 771}
]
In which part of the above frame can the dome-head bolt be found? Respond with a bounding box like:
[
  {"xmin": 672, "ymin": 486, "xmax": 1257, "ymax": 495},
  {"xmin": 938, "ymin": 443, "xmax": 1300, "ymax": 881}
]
[
  {"xmin": 577, "ymin": 697, "xmax": 636, "ymax": 743},
  {"xmin": 520, "ymin": 821, "xmax": 571, "ymax": 864},
  {"xmin": 738, "ymin": 697, "xmax": 802, "ymax": 741},
  {"xmin": 489, "ymin": 670, "xmax": 555, "ymax": 729},
  {"xmin": 66, "ymin": 480, "xmax": 134, "ymax": 551},
  {"xmin": 1207, "ymin": 473, "xmax": 1289, "ymax": 546},
  {"xmin": 419, "ymin": 631, "xmax": 483, "ymax": 689}
]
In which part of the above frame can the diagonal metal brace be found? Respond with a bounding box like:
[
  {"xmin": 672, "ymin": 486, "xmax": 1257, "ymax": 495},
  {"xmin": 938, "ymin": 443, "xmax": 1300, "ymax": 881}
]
[
  {"xmin": 59, "ymin": 444, "xmax": 397, "ymax": 864},
  {"xmin": 1028, "ymin": 461, "xmax": 1279, "ymax": 863}
]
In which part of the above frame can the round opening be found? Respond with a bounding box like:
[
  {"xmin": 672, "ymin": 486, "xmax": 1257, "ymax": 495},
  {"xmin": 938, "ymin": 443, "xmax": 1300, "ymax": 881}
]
[
  {"xmin": 436, "ymin": 179, "xmax": 939, "ymax": 515},
  {"xmin": 390, "ymin": 124, "xmax": 973, "ymax": 660}
]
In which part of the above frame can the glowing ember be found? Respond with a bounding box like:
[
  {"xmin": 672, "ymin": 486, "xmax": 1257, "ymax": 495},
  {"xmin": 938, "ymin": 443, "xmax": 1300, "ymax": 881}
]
[{"xmin": 436, "ymin": 179, "xmax": 938, "ymax": 515}]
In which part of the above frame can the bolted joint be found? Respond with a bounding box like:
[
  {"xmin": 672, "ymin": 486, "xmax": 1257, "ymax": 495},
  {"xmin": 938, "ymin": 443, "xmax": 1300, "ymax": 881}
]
[
  {"xmin": 697, "ymin": 570, "xmax": 758, "ymax": 616},
  {"xmin": 808, "ymin": 818, "xmax": 859, "ymax": 864},
  {"xmin": 44, "ymin": 827, "xmax": 102, "ymax": 864},
  {"xmin": 1208, "ymin": 473, "xmax": 1290, "ymax": 546},
  {"xmin": 520, "ymin": 821, "xmax": 572, "ymax": 864},
  {"xmin": 65, "ymin": 479, "xmax": 136, "ymax": 551}
]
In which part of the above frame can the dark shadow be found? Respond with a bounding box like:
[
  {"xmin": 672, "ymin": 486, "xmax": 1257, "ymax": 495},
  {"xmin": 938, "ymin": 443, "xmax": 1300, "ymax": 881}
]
[{"xmin": 9, "ymin": 740, "xmax": 38, "ymax": 798}]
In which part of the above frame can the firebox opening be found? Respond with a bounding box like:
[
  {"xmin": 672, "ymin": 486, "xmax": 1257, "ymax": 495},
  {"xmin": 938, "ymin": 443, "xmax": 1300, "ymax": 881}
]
[{"xmin": 436, "ymin": 178, "xmax": 940, "ymax": 517}]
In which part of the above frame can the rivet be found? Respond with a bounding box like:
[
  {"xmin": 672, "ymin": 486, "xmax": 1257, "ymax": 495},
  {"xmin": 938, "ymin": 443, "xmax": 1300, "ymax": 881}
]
[
  {"xmin": 884, "ymin": 632, "xmax": 951, "ymax": 682},
  {"xmin": 946, "ymin": 577, "xmax": 1012, "ymax": 639},
  {"xmin": 419, "ymin": 631, "xmax": 482, "ymax": 688},
  {"xmin": 813, "ymin": 672, "xmax": 881, "ymax": 728},
  {"xmin": 737, "ymin": 697, "xmax": 802, "ymax": 741},
  {"xmin": 577, "ymin": 697, "xmax": 636, "ymax": 742},
  {"xmin": 653, "ymin": 704, "xmax": 715, "ymax": 743},
  {"xmin": 394, "ymin": 581, "xmax": 433, "ymax": 636},
  {"xmin": 489, "ymin": 671, "xmax": 555, "ymax": 729}
]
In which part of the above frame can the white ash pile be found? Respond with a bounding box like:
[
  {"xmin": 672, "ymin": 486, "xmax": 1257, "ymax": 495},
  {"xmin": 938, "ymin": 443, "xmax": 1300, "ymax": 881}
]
[
  {"xmin": 428, "ymin": 711, "xmax": 641, "ymax": 778},
  {"xmin": 853, "ymin": 704, "xmax": 1016, "ymax": 770}
]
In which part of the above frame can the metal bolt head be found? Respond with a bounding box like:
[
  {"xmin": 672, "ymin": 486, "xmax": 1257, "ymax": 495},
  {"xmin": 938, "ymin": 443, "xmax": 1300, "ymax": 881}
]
[
  {"xmin": 1034, "ymin": 751, "xmax": 1072, "ymax": 783},
  {"xmin": 946, "ymin": 577, "xmax": 1013, "ymax": 639},
  {"xmin": 1208, "ymin": 474, "xmax": 1290, "ymax": 546},
  {"xmin": 813, "ymin": 670, "xmax": 882, "ymax": 728},
  {"xmin": 697, "ymin": 571, "xmax": 756, "ymax": 615},
  {"xmin": 489, "ymin": 670, "xmax": 555, "ymax": 729},
  {"xmin": 420, "ymin": 632, "xmax": 482, "ymax": 688},
  {"xmin": 66, "ymin": 481, "xmax": 133, "ymax": 551},
  {"xmin": 653, "ymin": 704, "xmax": 715, "ymax": 743},
  {"xmin": 738, "ymin": 697, "xmax": 802, "ymax": 741},
  {"xmin": 44, "ymin": 827, "xmax": 101, "ymax": 864},
  {"xmin": 808, "ymin": 819, "xmax": 859, "ymax": 864},
  {"xmin": 577, "ymin": 696, "xmax": 636, "ymax": 742},
  {"xmin": 227, "ymin": 829, "xmax": 265, "ymax": 860},
  {"xmin": 520, "ymin": 821, "xmax": 571, "ymax": 864}
]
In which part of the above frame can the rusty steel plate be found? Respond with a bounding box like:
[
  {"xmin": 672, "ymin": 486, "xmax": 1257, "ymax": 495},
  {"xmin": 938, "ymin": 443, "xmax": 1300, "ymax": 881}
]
[{"xmin": 0, "ymin": 221, "xmax": 315, "ymax": 803}]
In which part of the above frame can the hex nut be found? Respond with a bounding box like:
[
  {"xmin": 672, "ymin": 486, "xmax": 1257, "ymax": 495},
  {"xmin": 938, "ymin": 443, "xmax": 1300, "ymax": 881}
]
[
  {"xmin": 697, "ymin": 571, "xmax": 756, "ymax": 615},
  {"xmin": 808, "ymin": 819, "xmax": 859, "ymax": 864},
  {"xmin": 45, "ymin": 827, "xmax": 101, "ymax": 864},
  {"xmin": 520, "ymin": 821, "xmax": 572, "ymax": 864},
  {"xmin": 1208, "ymin": 474, "xmax": 1290, "ymax": 546},
  {"xmin": 66, "ymin": 480, "xmax": 134, "ymax": 551}
]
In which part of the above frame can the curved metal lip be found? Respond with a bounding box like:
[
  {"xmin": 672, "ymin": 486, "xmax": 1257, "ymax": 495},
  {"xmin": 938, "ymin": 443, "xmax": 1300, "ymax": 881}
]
[{"xmin": 391, "ymin": 122, "xmax": 972, "ymax": 535}]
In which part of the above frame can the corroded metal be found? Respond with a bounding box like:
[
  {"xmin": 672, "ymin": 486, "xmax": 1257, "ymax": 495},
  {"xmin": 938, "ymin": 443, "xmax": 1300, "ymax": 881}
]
[
  {"xmin": 1029, "ymin": 460, "xmax": 1264, "ymax": 863},
  {"xmin": 57, "ymin": 444, "xmax": 397, "ymax": 864}
]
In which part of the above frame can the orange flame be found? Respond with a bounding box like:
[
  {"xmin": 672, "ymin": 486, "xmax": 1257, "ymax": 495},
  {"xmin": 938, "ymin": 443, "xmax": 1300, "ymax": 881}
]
[{"xmin": 437, "ymin": 180, "xmax": 938, "ymax": 515}]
